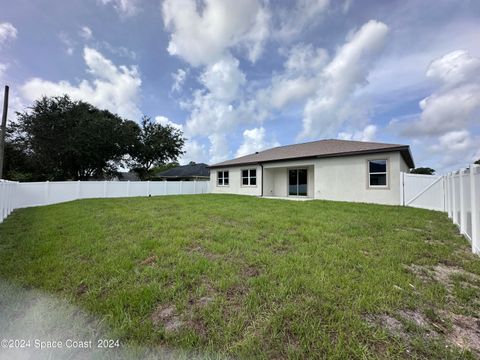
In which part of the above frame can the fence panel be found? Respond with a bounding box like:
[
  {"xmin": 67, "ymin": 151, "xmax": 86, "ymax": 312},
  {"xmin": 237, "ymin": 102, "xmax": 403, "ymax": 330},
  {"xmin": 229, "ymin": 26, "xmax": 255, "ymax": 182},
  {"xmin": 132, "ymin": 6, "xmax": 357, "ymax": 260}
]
[
  {"xmin": 0, "ymin": 180, "xmax": 18, "ymax": 222},
  {"xmin": 402, "ymin": 173, "xmax": 445, "ymax": 211},
  {"xmin": 0, "ymin": 180, "xmax": 211, "ymax": 223}
]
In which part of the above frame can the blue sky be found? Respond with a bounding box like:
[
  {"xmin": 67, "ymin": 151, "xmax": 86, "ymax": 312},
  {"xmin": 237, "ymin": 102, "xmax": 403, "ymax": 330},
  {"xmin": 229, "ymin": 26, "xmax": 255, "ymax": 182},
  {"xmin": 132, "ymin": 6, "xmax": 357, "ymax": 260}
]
[{"xmin": 1, "ymin": 0, "xmax": 479, "ymax": 172}]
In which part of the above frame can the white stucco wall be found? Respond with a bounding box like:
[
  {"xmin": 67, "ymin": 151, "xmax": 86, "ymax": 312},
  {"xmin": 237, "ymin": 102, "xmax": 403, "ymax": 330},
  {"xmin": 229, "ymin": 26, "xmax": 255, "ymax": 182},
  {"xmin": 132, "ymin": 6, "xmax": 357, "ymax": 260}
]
[
  {"xmin": 313, "ymin": 152, "xmax": 404, "ymax": 205},
  {"xmin": 210, "ymin": 151, "xmax": 410, "ymax": 205},
  {"xmin": 210, "ymin": 165, "xmax": 262, "ymax": 196}
]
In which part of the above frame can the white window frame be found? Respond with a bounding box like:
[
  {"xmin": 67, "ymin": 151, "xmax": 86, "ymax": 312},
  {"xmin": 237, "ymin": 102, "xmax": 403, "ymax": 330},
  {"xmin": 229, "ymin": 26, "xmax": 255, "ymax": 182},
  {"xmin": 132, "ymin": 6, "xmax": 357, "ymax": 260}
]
[
  {"xmin": 241, "ymin": 168, "xmax": 257, "ymax": 187},
  {"xmin": 217, "ymin": 171, "xmax": 229, "ymax": 186},
  {"xmin": 368, "ymin": 159, "xmax": 389, "ymax": 188}
]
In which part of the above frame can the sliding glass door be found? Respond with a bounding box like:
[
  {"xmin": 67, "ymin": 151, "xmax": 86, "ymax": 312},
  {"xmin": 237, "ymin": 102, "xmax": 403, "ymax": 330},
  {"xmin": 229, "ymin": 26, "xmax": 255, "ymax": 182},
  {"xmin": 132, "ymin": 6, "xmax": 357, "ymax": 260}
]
[{"xmin": 288, "ymin": 169, "xmax": 307, "ymax": 196}]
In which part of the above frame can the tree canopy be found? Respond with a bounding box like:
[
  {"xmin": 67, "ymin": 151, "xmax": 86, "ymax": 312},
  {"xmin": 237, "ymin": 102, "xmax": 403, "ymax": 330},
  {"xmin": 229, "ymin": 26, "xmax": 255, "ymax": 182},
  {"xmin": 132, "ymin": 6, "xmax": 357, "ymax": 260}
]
[
  {"xmin": 410, "ymin": 167, "xmax": 436, "ymax": 175},
  {"xmin": 475, "ymin": 159, "xmax": 480, "ymax": 165},
  {"xmin": 5, "ymin": 95, "xmax": 185, "ymax": 181}
]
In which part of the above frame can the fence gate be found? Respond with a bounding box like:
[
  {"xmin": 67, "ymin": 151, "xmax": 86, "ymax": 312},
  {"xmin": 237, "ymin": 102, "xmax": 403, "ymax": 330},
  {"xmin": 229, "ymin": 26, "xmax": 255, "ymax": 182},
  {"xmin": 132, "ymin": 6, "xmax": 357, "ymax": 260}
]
[{"xmin": 401, "ymin": 173, "xmax": 445, "ymax": 211}]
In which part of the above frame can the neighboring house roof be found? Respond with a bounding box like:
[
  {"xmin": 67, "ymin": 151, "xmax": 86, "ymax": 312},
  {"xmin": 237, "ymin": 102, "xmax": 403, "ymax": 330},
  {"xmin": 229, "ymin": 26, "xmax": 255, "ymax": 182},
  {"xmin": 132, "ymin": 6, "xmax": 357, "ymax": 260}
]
[
  {"xmin": 209, "ymin": 139, "xmax": 415, "ymax": 168},
  {"xmin": 155, "ymin": 163, "xmax": 210, "ymax": 178}
]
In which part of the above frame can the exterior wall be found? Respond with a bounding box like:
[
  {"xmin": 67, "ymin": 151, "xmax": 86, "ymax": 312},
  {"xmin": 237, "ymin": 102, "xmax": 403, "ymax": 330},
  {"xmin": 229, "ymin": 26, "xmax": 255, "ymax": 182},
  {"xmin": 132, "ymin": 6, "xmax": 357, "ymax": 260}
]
[
  {"xmin": 314, "ymin": 152, "xmax": 403, "ymax": 205},
  {"xmin": 210, "ymin": 165, "xmax": 262, "ymax": 196},
  {"xmin": 210, "ymin": 151, "xmax": 406, "ymax": 205},
  {"xmin": 263, "ymin": 160, "xmax": 315, "ymax": 198}
]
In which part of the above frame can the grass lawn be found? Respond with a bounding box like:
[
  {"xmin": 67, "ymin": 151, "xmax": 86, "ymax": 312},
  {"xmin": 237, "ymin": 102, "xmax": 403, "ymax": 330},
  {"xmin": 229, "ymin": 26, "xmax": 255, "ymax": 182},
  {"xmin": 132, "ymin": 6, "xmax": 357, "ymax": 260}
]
[{"xmin": 0, "ymin": 194, "xmax": 479, "ymax": 359}]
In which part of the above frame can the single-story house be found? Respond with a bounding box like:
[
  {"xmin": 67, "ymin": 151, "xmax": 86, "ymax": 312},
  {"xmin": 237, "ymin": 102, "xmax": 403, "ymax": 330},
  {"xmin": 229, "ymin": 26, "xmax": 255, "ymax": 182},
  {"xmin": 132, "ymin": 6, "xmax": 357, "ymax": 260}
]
[
  {"xmin": 208, "ymin": 139, "xmax": 414, "ymax": 205},
  {"xmin": 155, "ymin": 163, "xmax": 210, "ymax": 181}
]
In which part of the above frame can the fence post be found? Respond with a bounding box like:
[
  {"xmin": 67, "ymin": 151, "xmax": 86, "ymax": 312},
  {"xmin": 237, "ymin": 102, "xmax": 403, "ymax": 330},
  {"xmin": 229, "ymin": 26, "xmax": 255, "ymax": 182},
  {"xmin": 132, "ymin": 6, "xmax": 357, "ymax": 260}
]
[
  {"xmin": 471, "ymin": 164, "xmax": 479, "ymax": 254},
  {"xmin": 127, "ymin": 180, "xmax": 130, "ymax": 197},
  {"xmin": 180, "ymin": 180, "xmax": 183, "ymax": 194},
  {"xmin": 452, "ymin": 172, "xmax": 457, "ymax": 225},
  {"xmin": 147, "ymin": 180, "xmax": 150, "ymax": 196},
  {"xmin": 103, "ymin": 181, "xmax": 108, "ymax": 198},
  {"xmin": 193, "ymin": 179, "xmax": 196, "ymax": 194},
  {"xmin": 164, "ymin": 180, "xmax": 167, "ymax": 195},
  {"xmin": 77, "ymin": 180, "xmax": 81, "ymax": 199},
  {"xmin": 44, "ymin": 181, "xmax": 50, "ymax": 205},
  {"xmin": 459, "ymin": 169, "xmax": 467, "ymax": 235},
  {"xmin": 400, "ymin": 172, "xmax": 404, "ymax": 206}
]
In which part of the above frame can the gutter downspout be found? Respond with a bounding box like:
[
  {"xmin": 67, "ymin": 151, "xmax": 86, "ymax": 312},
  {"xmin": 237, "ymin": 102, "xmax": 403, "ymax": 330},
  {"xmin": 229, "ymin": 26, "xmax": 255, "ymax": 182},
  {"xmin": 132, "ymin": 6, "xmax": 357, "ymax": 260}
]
[{"xmin": 260, "ymin": 163, "xmax": 264, "ymax": 197}]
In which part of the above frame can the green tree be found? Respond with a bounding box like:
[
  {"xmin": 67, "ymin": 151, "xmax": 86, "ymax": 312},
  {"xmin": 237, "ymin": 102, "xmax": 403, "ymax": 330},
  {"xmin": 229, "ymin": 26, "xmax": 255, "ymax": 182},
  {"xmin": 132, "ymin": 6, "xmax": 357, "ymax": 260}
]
[
  {"xmin": 410, "ymin": 167, "xmax": 436, "ymax": 175},
  {"xmin": 12, "ymin": 95, "xmax": 139, "ymax": 180},
  {"xmin": 129, "ymin": 116, "xmax": 184, "ymax": 178},
  {"xmin": 475, "ymin": 159, "xmax": 480, "ymax": 165}
]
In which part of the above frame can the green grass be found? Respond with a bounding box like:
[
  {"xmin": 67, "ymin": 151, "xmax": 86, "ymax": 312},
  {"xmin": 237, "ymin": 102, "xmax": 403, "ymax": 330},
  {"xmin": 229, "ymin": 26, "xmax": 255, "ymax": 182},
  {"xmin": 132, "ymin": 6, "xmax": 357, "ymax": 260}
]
[{"xmin": 0, "ymin": 194, "xmax": 479, "ymax": 359}]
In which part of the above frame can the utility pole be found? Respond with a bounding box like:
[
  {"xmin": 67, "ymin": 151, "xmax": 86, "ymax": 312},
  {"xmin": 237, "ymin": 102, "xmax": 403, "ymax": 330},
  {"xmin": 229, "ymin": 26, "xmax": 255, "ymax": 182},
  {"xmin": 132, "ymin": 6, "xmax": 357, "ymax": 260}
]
[{"xmin": 0, "ymin": 85, "xmax": 9, "ymax": 179}]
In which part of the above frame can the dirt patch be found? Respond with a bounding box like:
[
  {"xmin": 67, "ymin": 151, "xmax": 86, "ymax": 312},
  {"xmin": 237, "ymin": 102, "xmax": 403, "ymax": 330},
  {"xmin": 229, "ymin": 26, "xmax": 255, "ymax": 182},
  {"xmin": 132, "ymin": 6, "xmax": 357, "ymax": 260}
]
[
  {"xmin": 151, "ymin": 305, "xmax": 184, "ymax": 332},
  {"xmin": 242, "ymin": 265, "xmax": 261, "ymax": 278},
  {"xmin": 405, "ymin": 263, "xmax": 480, "ymax": 291},
  {"xmin": 188, "ymin": 244, "xmax": 220, "ymax": 261},
  {"xmin": 447, "ymin": 313, "xmax": 480, "ymax": 355},
  {"xmin": 367, "ymin": 314, "xmax": 404, "ymax": 336},
  {"xmin": 76, "ymin": 283, "xmax": 88, "ymax": 296},
  {"xmin": 140, "ymin": 255, "xmax": 157, "ymax": 266}
]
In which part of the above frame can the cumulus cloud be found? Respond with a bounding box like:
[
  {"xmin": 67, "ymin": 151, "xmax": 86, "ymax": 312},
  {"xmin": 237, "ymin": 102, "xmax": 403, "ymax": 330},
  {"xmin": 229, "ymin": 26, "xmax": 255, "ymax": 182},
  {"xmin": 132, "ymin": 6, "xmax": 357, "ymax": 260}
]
[
  {"xmin": 99, "ymin": 0, "xmax": 139, "ymax": 17},
  {"xmin": 21, "ymin": 47, "xmax": 142, "ymax": 119},
  {"xmin": 162, "ymin": 0, "xmax": 270, "ymax": 66},
  {"xmin": 155, "ymin": 115, "xmax": 184, "ymax": 132},
  {"xmin": 395, "ymin": 50, "xmax": 480, "ymax": 136},
  {"xmin": 300, "ymin": 20, "xmax": 389, "ymax": 139},
  {"xmin": 258, "ymin": 43, "xmax": 329, "ymax": 109},
  {"xmin": 236, "ymin": 127, "xmax": 280, "ymax": 157},
  {"xmin": 0, "ymin": 22, "xmax": 17, "ymax": 47},
  {"xmin": 338, "ymin": 124, "xmax": 377, "ymax": 142},
  {"xmin": 430, "ymin": 130, "xmax": 480, "ymax": 168}
]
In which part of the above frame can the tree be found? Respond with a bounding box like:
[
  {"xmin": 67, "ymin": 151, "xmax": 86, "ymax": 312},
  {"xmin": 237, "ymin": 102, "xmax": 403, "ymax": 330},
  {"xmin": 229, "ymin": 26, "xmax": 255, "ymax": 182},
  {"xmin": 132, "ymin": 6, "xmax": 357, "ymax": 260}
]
[
  {"xmin": 12, "ymin": 95, "xmax": 139, "ymax": 180},
  {"xmin": 410, "ymin": 167, "xmax": 436, "ymax": 175},
  {"xmin": 475, "ymin": 159, "xmax": 480, "ymax": 165},
  {"xmin": 129, "ymin": 116, "xmax": 184, "ymax": 178}
]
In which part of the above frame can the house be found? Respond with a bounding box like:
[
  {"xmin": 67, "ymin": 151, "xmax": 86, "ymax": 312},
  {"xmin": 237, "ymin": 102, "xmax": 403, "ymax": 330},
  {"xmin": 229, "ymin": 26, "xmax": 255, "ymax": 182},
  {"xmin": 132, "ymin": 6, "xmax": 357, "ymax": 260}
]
[
  {"xmin": 208, "ymin": 139, "xmax": 414, "ymax": 205},
  {"xmin": 155, "ymin": 163, "xmax": 210, "ymax": 181}
]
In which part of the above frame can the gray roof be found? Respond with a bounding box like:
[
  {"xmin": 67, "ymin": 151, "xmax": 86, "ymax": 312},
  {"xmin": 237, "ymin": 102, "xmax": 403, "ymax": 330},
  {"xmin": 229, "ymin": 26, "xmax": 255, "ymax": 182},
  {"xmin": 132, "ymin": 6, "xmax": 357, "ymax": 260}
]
[
  {"xmin": 155, "ymin": 163, "xmax": 210, "ymax": 178},
  {"xmin": 209, "ymin": 139, "xmax": 415, "ymax": 168}
]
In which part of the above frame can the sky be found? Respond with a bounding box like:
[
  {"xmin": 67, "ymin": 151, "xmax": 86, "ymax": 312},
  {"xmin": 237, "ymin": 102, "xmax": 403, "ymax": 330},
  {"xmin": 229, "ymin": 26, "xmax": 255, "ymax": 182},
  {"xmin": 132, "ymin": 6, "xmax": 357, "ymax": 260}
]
[{"xmin": 1, "ymin": 0, "xmax": 479, "ymax": 172}]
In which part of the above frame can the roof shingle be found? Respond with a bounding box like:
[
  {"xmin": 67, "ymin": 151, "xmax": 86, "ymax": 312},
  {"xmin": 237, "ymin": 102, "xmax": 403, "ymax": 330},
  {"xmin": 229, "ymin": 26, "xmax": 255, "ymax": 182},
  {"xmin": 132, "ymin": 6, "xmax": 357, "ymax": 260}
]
[{"xmin": 209, "ymin": 139, "xmax": 414, "ymax": 168}]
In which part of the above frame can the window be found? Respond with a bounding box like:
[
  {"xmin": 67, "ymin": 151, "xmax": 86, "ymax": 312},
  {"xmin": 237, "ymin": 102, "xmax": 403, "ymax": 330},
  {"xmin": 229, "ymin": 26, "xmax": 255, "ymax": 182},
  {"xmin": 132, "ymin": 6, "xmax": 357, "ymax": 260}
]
[
  {"xmin": 217, "ymin": 171, "xmax": 229, "ymax": 186},
  {"xmin": 241, "ymin": 169, "xmax": 257, "ymax": 186},
  {"xmin": 368, "ymin": 160, "xmax": 388, "ymax": 187}
]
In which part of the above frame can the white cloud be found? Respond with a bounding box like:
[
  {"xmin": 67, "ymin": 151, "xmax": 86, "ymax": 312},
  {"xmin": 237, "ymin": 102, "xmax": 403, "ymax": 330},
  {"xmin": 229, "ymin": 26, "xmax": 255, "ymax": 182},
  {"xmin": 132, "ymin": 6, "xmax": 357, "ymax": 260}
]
[
  {"xmin": 99, "ymin": 0, "xmax": 139, "ymax": 17},
  {"xmin": 236, "ymin": 127, "xmax": 280, "ymax": 157},
  {"xmin": 154, "ymin": 115, "xmax": 184, "ymax": 132},
  {"xmin": 258, "ymin": 44, "xmax": 329, "ymax": 109},
  {"xmin": 300, "ymin": 20, "xmax": 389, "ymax": 139},
  {"xmin": 171, "ymin": 68, "xmax": 188, "ymax": 92},
  {"xmin": 208, "ymin": 133, "xmax": 230, "ymax": 164},
  {"xmin": 21, "ymin": 47, "xmax": 142, "ymax": 120},
  {"xmin": 430, "ymin": 130, "xmax": 480, "ymax": 168},
  {"xmin": 199, "ymin": 54, "xmax": 246, "ymax": 101},
  {"xmin": 180, "ymin": 139, "xmax": 208, "ymax": 164},
  {"xmin": 275, "ymin": 0, "xmax": 330, "ymax": 40},
  {"xmin": 338, "ymin": 124, "xmax": 377, "ymax": 142},
  {"xmin": 162, "ymin": 0, "xmax": 270, "ymax": 66},
  {"xmin": 79, "ymin": 26, "xmax": 93, "ymax": 40},
  {"xmin": 395, "ymin": 50, "xmax": 480, "ymax": 136},
  {"xmin": 0, "ymin": 22, "xmax": 17, "ymax": 47}
]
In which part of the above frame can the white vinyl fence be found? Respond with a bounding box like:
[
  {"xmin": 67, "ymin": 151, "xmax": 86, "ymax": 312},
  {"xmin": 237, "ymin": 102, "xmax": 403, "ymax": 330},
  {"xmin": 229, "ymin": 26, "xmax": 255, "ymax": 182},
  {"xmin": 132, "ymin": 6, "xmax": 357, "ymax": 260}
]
[
  {"xmin": 401, "ymin": 164, "xmax": 480, "ymax": 254},
  {"xmin": 0, "ymin": 180, "xmax": 18, "ymax": 222},
  {"xmin": 0, "ymin": 180, "xmax": 210, "ymax": 223}
]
